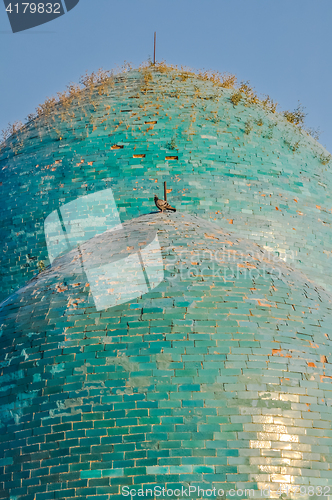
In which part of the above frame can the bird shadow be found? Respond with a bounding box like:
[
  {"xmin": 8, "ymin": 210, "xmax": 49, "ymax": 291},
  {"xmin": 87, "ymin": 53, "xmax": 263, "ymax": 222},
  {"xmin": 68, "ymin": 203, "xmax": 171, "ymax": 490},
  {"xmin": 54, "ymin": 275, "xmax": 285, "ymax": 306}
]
[{"xmin": 146, "ymin": 210, "xmax": 177, "ymax": 215}]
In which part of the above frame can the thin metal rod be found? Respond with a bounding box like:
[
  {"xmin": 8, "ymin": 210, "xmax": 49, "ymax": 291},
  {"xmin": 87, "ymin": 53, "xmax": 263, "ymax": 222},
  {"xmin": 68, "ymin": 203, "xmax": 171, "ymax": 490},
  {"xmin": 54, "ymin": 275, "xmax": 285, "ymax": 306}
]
[
  {"xmin": 153, "ymin": 32, "xmax": 156, "ymax": 65},
  {"xmin": 164, "ymin": 181, "xmax": 167, "ymax": 202}
]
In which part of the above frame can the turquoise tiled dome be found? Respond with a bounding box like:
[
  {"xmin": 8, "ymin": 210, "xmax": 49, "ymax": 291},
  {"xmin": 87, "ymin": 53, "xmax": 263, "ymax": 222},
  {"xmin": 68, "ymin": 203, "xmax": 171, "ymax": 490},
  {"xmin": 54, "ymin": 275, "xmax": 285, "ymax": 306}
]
[
  {"xmin": 0, "ymin": 68, "xmax": 332, "ymax": 301},
  {"xmin": 0, "ymin": 68, "xmax": 332, "ymax": 500}
]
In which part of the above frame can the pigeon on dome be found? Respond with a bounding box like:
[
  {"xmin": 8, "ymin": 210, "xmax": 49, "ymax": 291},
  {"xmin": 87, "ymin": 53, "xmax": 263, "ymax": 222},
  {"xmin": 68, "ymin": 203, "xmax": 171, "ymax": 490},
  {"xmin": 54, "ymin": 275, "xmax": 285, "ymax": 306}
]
[{"xmin": 154, "ymin": 194, "xmax": 176, "ymax": 212}]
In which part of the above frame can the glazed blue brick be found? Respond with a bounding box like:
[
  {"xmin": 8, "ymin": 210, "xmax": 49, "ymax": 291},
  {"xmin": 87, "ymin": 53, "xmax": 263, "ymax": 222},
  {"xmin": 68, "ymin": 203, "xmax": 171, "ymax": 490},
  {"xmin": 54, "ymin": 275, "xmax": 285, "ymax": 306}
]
[{"xmin": 1, "ymin": 67, "xmax": 332, "ymax": 500}]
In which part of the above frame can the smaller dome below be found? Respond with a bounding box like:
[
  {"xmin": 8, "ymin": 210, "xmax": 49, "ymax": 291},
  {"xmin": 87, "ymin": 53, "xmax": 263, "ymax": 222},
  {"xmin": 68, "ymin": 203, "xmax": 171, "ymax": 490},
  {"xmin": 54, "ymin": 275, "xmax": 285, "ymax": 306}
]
[{"xmin": 0, "ymin": 212, "xmax": 332, "ymax": 498}]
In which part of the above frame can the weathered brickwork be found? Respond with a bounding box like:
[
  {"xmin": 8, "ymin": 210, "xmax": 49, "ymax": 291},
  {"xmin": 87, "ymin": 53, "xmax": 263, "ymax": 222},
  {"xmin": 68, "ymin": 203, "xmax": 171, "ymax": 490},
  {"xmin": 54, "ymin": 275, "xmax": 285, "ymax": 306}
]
[
  {"xmin": 0, "ymin": 70, "xmax": 331, "ymax": 302},
  {"xmin": 0, "ymin": 69, "xmax": 332, "ymax": 500}
]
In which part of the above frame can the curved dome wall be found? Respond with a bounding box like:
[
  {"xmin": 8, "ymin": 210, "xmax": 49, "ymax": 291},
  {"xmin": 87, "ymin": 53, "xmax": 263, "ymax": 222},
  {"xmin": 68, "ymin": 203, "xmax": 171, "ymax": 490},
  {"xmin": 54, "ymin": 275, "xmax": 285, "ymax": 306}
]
[
  {"xmin": 0, "ymin": 69, "xmax": 331, "ymax": 303},
  {"xmin": 1, "ymin": 214, "xmax": 332, "ymax": 500},
  {"xmin": 0, "ymin": 68, "xmax": 332, "ymax": 500}
]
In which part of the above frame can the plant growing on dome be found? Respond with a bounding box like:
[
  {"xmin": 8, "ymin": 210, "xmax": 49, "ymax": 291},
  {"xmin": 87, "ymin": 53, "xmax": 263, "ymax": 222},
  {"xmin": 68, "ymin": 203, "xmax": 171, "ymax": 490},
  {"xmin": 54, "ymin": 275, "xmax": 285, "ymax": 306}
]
[
  {"xmin": 283, "ymin": 102, "xmax": 306, "ymax": 126},
  {"xmin": 230, "ymin": 90, "xmax": 243, "ymax": 106},
  {"xmin": 143, "ymin": 70, "xmax": 153, "ymax": 84},
  {"xmin": 220, "ymin": 73, "xmax": 237, "ymax": 88},
  {"xmin": 26, "ymin": 112, "xmax": 37, "ymax": 123},
  {"xmin": 239, "ymin": 81, "xmax": 259, "ymax": 105},
  {"xmin": 319, "ymin": 152, "xmax": 331, "ymax": 165},
  {"xmin": 264, "ymin": 122, "xmax": 277, "ymax": 139},
  {"xmin": 167, "ymin": 137, "xmax": 178, "ymax": 150},
  {"xmin": 35, "ymin": 96, "xmax": 58, "ymax": 117},
  {"xmin": 79, "ymin": 68, "xmax": 113, "ymax": 89},
  {"xmin": 37, "ymin": 261, "xmax": 46, "ymax": 273},
  {"xmin": 200, "ymin": 70, "xmax": 236, "ymax": 88},
  {"xmin": 292, "ymin": 140, "xmax": 300, "ymax": 152},
  {"xmin": 211, "ymin": 114, "xmax": 220, "ymax": 124},
  {"xmin": 244, "ymin": 120, "xmax": 253, "ymax": 135},
  {"xmin": 305, "ymin": 127, "xmax": 321, "ymax": 140},
  {"xmin": 261, "ymin": 95, "xmax": 278, "ymax": 113},
  {"xmin": 284, "ymin": 136, "xmax": 300, "ymax": 152},
  {"xmin": 179, "ymin": 72, "xmax": 189, "ymax": 81},
  {"xmin": 1, "ymin": 121, "xmax": 23, "ymax": 141}
]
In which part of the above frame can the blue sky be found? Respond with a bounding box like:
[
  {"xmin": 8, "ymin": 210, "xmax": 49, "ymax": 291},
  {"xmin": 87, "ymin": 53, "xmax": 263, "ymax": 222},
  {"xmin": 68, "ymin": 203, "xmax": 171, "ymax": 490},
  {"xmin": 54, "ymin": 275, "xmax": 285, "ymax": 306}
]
[{"xmin": 1, "ymin": 0, "xmax": 331, "ymax": 152}]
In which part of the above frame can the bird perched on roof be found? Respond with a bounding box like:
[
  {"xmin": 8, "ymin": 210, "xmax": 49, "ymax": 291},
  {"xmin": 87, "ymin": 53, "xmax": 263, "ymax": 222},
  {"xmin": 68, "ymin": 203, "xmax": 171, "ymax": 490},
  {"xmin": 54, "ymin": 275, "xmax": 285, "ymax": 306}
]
[{"xmin": 154, "ymin": 195, "xmax": 176, "ymax": 212}]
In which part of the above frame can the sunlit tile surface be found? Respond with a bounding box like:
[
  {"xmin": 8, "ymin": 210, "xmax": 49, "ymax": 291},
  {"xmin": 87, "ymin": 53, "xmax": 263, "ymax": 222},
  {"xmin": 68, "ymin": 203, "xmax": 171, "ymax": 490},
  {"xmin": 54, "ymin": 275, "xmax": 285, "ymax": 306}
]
[{"xmin": 0, "ymin": 68, "xmax": 332, "ymax": 500}]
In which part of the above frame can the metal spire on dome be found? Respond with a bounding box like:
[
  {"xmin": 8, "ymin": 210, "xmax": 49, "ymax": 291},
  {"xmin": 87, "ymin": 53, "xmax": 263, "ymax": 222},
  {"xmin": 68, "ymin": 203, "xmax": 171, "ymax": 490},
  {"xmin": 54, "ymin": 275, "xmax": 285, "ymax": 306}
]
[{"xmin": 153, "ymin": 32, "xmax": 156, "ymax": 65}]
